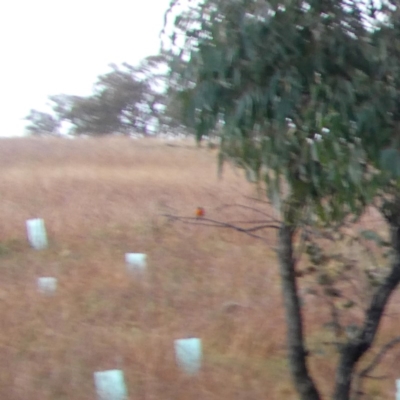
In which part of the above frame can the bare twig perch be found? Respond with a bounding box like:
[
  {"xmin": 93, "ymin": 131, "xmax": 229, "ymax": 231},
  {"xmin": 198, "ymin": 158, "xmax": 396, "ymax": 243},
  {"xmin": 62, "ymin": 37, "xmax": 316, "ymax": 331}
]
[{"xmin": 161, "ymin": 214, "xmax": 279, "ymax": 242}]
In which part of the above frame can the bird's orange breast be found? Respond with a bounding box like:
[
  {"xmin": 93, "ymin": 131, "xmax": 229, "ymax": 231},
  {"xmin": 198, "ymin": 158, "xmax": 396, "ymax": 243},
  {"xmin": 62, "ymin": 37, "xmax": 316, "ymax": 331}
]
[{"xmin": 196, "ymin": 207, "xmax": 205, "ymax": 217}]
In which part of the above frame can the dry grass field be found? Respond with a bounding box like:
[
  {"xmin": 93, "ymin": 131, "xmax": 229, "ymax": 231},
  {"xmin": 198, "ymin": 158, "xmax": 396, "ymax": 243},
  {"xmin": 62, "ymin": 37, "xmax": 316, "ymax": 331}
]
[{"xmin": 0, "ymin": 135, "xmax": 399, "ymax": 399}]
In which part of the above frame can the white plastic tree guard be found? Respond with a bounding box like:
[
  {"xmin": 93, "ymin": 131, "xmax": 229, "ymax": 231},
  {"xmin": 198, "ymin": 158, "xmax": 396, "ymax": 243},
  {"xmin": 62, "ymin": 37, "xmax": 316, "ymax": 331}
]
[
  {"xmin": 396, "ymin": 379, "xmax": 400, "ymax": 400},
  {"xmin": 37, "ymin": 277, "xmax": 57, "ymax": 295},
  {"xmin": 174, "ymin": 338, "xmax": 202, "ymax": 375},
  {"xmin": 125, "ymin": 253, "xmax": 147, "ymax": 274},
  {"xmin": 26, "ymin": 218, "xmax": 48, "ymax": 250},
  {"xmin": 94, "ymin": 369, "xmax": 128, "ymax": 400}
]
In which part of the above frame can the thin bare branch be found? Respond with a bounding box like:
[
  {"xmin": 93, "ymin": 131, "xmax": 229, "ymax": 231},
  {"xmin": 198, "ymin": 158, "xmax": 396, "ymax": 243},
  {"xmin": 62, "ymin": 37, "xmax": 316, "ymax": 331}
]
[
  {"xmin": 242, "ymin": 195, "xmax": 273, "ymax": 205},
  {"xmin": 362, "ymin": 374, "xmax": 387, "ymax": 380},
  {"xmin": 161, "ymin": 214, "xmax": 279, "ymax": 241},
  {"xmin": 223, "ymin": 219, "xmax": 278, "ymax": 225},
  {"xmin": 245, "ymin": 223, "xmax": 280, "ymax": 232},
  {"xmin": 214, "ymin": 203, "xmax": 280, "ymax": 221},
  {"xmin": 360, "ymin": 336, "xmax": 400, "ymax": 377},
  {"xmin": 353, "ymin": 336, "xmax": 400, "ymax": 400}
]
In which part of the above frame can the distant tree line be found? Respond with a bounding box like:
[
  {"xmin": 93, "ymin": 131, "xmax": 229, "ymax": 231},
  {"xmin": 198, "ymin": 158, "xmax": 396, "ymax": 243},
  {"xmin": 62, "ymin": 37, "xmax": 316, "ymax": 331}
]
[{"xmin": 25, "ymin": 55, "xmax": 188, "ymax": 137}]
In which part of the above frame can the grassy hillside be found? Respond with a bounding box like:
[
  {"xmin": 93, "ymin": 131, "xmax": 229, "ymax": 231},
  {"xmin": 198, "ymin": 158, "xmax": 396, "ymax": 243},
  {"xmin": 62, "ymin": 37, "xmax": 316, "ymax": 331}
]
[{"xmin": 0, "ymin": 136, "xmax": 398, "ymax": 399}]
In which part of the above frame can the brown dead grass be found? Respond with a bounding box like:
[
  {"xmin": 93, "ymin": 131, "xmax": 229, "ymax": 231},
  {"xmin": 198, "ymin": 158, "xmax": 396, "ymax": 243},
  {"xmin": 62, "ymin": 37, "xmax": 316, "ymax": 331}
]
[{"xmin": 0, "ymin": 135, "xmax": 399, "ymax": 399}]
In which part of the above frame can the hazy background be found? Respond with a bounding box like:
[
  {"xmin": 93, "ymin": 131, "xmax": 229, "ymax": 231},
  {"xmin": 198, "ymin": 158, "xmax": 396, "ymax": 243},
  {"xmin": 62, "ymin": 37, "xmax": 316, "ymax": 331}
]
[{"xmin": 0, "ymin": 0, "xmax": 171, "ymax": 137}]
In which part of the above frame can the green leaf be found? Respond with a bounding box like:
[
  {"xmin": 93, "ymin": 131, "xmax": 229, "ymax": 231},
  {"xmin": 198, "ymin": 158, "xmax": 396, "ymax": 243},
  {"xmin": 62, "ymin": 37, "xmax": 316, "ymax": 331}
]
[
  {"xmin": 348, "ymin": 163, "xmax": 361, "ymax": 185},
  {"xmin": 342, "ymin": 300, "xmax": 355, "ymax": 309},
  {"xmin": 379, "ymin": 148, "xmax": 400, "ymax": 178},
  {"xmin": 310, "ymin": 142, "xmax": 319, "ymax": 162},
  {"xmin": 359, "ymin": 229, "xmax": 389, "ymax": 246}
]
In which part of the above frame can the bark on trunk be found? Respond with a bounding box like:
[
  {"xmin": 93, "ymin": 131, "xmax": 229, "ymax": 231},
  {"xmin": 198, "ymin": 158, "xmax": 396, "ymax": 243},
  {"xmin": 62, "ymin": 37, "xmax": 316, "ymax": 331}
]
[
  {"xmin": 333, "ymin": 221, "xmax": 400, "ymax": 400},
  {"xmin": 277, "ymin": 223, "xmax": 321, "ymax": 400}
]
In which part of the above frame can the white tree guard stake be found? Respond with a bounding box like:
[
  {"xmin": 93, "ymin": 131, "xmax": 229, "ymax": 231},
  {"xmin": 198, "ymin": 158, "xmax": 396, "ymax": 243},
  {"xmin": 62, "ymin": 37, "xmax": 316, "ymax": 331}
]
[
  {"xmin": 37, "ymin": 277, "xmax": 57, "ymax": 295},
  {"xmin": 174, "ymin": 338, "xmax": 202, "ymax": 375},
  {"xmin": 396, "ymin": 379, "xmax": 400, "ymax": 400},
  {"xmin": 26, "ymin": 218, "xmax": 48, "ymax": 250},
  {"xmin": 94, "ymin": 369, "xmax": 128, "ymax": 400},
  {"xmin": 125, "ymin": 253, "xmax": 147, "ymax": 274}
]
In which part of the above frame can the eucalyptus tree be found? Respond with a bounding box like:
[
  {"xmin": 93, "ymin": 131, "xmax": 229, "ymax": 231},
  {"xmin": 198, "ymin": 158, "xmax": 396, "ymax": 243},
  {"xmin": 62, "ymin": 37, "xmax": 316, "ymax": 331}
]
[{"xmin": 163, "ymin": 1, "xmax": 400, "ymax": 399}]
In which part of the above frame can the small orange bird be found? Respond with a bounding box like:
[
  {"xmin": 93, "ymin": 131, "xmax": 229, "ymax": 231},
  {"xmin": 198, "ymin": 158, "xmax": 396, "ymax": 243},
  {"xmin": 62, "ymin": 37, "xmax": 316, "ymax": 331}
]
[{"xmin": 196, "ymin": 207, "xmax": 205, "ymax": 218}]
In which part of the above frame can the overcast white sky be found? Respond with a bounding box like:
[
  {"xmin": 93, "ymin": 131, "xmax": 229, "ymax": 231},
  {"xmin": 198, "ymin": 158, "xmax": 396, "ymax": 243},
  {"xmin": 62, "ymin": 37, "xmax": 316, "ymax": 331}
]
[{"xmin": 0, "ymin": 0, "xmax": 172, "ymax": 137}]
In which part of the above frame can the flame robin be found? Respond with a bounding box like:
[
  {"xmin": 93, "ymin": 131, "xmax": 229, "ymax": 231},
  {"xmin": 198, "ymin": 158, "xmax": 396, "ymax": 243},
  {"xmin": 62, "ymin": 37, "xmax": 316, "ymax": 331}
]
[{"xmin": 196, "ymin": 207, "xmax": 205, "ymax": 218}]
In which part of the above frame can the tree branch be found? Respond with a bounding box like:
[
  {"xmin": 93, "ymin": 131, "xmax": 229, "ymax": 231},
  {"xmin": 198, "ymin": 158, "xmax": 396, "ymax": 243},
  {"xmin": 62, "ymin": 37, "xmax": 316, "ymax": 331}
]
[
  {"xmin": 325, "ymin": 296, "xmax": 345, "ymax": 343},
  {"xmin": 214, "ymin": 203, "xmax": 281, "ymax": 221},
  {"xmin": 161, "ymin": 214, "xmax": 279, "ymax": 241},
  {"xmin": 333, "ymin": 245, "xmax": 400, "ymax": 399},
  {"xmin": 277, "ymin": 223, "xmax": 321, "ymax": 400},
  {"xmin": 352, "ymin": 336, "xmax": 400, "ymax": 400}
]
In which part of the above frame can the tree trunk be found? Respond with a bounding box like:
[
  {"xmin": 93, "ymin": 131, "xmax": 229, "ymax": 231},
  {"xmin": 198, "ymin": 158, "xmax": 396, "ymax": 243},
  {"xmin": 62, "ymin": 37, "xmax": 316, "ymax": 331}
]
[
  {"xmin": 333, "ymin": 220, "xmax": 400, "ymax": 400},
  {"xmin": 277, "ymin": 223, "xmax": 321, "ymax": 400}
]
